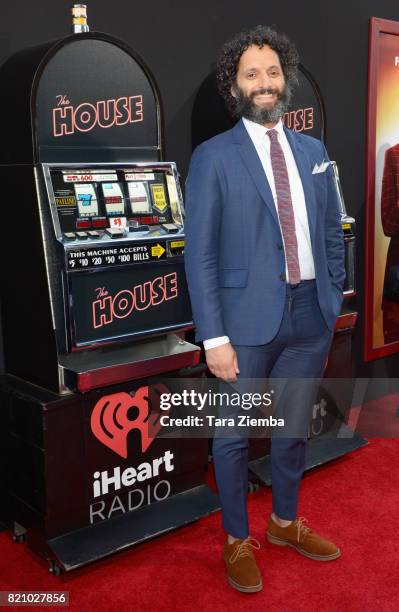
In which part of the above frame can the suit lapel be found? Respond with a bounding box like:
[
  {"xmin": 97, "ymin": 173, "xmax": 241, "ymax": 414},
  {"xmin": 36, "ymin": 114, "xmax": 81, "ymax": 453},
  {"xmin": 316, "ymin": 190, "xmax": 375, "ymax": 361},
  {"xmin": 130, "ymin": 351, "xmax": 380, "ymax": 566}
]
[
  {"xmin": 232, "ymin": 119, "xmax": 280, "ymax": 228},
  {"xmin": 283, "ymin": 126, "xmax": 317, "ymax": 242}
]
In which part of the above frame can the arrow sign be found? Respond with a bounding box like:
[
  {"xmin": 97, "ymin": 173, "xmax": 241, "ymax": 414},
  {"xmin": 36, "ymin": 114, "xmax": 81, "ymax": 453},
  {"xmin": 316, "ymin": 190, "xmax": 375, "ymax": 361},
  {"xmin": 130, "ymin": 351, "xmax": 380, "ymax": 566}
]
[{"xmin": 151, "ymin": 243, "xmax": 166, "ymax": 258}]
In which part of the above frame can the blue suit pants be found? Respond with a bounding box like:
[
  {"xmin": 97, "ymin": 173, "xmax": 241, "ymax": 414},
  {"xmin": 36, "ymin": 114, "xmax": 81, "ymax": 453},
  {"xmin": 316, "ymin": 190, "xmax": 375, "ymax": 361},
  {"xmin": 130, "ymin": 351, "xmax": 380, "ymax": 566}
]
[{"xmin": 212, "ymin": 280, "xmax": 334, "ymax": 538}]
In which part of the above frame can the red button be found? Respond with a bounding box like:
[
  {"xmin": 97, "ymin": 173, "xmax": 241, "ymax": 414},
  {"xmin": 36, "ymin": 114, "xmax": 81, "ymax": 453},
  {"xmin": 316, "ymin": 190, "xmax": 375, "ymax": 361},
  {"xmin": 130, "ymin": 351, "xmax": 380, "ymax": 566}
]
[
  {"xmin": 76, "ymin": 219, "xmax": 91, "ymax": 229},
  {"xmin": 92, "ymin": 218, "xmax": 107, "ymax": 228},
  {"xmin": 138, "ymin": 216, "xmax": 158, "ymax": 225}
]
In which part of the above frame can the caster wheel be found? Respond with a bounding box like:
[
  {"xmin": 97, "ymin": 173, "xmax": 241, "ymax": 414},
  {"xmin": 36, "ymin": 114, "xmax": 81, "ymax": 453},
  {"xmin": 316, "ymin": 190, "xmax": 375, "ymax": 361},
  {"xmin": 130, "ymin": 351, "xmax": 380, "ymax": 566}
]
[
  {"xmin": 12, "ymin": 533, "xmax": 26, "ymax": 544},
  {"xmin": 248, "ymin": 481, "xmax": 260, "ymax": 493},
  {"xmin": 49, "ymin": 562, "xmax": 62, "ymax": 576}
]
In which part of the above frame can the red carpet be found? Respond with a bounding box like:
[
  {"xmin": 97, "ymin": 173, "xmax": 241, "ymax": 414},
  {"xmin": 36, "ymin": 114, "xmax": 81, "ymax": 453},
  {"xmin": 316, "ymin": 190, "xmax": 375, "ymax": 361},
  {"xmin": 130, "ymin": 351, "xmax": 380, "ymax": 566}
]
[{"xmin": 0, "ymin": 439, "xmax": 398, "ymax": 611}]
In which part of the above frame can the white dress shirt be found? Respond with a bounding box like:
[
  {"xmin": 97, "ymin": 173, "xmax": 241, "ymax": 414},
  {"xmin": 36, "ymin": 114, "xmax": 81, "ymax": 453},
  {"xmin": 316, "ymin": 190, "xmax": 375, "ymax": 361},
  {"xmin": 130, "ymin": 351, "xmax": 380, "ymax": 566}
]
[{"xmin": 203, "ymin": 117, "xmax": 315, "ymax": 351}]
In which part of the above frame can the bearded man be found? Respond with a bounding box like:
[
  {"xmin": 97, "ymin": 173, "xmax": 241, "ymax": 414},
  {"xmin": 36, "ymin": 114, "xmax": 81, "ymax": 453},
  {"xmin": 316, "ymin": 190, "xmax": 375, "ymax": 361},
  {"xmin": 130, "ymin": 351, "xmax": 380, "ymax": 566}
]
[{"xmin": 184, "ymin": 25, "xmax": 345, "ymax": 593}]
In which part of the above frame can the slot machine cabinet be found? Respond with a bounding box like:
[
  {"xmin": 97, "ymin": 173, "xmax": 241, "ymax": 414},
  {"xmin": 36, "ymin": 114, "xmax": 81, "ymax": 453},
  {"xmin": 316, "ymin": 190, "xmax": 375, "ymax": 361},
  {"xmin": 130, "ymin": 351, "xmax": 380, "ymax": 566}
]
[
  {"xmin": 0, "ymin": 30, "xmax": 219, "ymax": 573},
  {"xmin": 0, "ymin": 32, "xmax": 199, "ymax": 394}
]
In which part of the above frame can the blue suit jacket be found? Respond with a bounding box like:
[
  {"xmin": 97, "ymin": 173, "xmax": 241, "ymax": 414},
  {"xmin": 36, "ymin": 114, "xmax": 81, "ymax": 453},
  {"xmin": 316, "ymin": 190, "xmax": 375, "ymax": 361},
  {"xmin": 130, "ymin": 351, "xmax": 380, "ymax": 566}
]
[{"xmin": 184, "ymin": 119, "xmax": 346, "ymax": 345}]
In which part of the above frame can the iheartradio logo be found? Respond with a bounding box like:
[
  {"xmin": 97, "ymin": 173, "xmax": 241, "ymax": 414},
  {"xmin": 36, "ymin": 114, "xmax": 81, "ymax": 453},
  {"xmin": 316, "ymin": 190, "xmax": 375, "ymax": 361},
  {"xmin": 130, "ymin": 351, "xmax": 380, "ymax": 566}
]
[{"xmin": 90, "ymin": 384, "xmax": 168, "ymax": 458}]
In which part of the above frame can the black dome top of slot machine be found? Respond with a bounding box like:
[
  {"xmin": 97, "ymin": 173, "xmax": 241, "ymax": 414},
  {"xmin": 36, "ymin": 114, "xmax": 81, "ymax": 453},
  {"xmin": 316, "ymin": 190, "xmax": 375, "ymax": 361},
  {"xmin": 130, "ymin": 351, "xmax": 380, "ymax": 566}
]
[{"xmin": 0, "ymin": 31, "xmax": 163, "ymax": 164}]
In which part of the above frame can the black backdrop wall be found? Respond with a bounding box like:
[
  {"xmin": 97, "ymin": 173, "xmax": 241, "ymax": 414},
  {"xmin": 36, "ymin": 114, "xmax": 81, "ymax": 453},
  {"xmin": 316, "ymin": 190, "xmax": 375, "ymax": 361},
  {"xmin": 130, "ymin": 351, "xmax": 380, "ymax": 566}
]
[{"xmin": 0, "ymin": 0, "xmax": 398, "ymax": 377}]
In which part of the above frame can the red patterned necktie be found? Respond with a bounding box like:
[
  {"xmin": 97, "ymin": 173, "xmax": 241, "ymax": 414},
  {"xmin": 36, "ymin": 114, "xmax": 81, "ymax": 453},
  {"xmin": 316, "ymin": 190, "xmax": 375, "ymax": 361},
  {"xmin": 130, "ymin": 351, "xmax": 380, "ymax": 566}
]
[{"xmin": 266, "ymin": 128, "xmax": 301, "ymax": 285}]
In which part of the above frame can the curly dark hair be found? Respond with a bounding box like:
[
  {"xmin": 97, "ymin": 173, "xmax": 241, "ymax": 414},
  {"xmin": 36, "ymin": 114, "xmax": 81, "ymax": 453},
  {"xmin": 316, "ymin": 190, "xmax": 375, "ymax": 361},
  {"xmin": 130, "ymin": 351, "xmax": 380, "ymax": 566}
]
[{"xmin": 216, "ymin": 25, "xmax": 299, "ymax": 117}]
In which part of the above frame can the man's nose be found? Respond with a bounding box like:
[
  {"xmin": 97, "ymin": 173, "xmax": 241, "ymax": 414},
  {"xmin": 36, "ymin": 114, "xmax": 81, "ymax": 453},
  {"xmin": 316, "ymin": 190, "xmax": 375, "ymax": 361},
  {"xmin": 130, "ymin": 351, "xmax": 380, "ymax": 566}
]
[{"xmin": 257, "ymin": 73, "xmax": 272, "ymax": 89}]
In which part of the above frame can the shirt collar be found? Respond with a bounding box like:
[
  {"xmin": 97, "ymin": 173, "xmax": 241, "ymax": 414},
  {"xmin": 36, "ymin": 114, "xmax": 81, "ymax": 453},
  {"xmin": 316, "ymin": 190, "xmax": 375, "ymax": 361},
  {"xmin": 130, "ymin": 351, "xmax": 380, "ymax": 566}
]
[{"xmin": 242, "ymin": 116, "xmax": 285, "ymax": 145}]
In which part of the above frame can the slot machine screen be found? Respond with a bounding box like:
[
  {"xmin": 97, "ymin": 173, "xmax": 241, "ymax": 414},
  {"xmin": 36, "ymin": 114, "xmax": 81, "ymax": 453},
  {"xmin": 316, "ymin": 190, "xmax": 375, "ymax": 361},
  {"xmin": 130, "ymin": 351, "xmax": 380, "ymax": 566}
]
[
  {"xmin": 128, "ymin": 181, "xmax": 151, "ymax": 214},
  {"xmin": 74, "ymin": 184, "xmax": 99, "ymax": 217},
  {"xmin": 102, "ymin": 182, "xmax": 125, "ymax": 216}
]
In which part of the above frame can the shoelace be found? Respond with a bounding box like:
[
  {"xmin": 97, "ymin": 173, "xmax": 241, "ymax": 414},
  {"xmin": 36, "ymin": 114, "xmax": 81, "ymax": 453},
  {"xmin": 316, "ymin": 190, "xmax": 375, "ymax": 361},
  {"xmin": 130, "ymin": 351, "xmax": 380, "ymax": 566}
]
[
  {"xmin": 229, "ymin": 537, "xmax": 261, "ymax": 564},
  {"xmin": 295, "ymin": 517, "xmax": 312, "ymax": 543}
]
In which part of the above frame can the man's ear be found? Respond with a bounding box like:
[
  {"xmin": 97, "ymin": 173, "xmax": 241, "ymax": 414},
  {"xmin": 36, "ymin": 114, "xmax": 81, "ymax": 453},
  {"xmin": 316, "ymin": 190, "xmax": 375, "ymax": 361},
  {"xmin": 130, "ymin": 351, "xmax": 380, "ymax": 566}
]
[{"xmin": 231, "ymin": 84, "xmax": 237, "ymax": 99}]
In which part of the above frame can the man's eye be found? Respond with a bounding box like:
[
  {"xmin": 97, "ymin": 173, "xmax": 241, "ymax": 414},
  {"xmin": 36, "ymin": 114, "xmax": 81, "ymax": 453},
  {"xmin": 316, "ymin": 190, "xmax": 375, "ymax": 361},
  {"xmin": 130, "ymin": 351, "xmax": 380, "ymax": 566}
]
[{"xmin": 247, "ymin": 72, "xmax": 256, "ymax": 78}]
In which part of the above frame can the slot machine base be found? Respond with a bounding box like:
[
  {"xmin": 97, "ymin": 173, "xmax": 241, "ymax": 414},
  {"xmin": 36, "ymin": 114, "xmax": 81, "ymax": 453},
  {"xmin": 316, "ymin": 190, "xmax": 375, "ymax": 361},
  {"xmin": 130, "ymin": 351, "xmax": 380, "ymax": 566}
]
[
  {"xmin": 34, "ymin": 485, "xmax": 220, "ymax": 574},
  {"xmin": 248, "ymin": 427, "xmax": 368, "ymax": 486},
  {"xmin": 1, "ymin": 374, "xmax": 220, "ymax": 575},
  {"xmin": 247, "ymin": 317, "xmax": 367, "ymax": 485}
]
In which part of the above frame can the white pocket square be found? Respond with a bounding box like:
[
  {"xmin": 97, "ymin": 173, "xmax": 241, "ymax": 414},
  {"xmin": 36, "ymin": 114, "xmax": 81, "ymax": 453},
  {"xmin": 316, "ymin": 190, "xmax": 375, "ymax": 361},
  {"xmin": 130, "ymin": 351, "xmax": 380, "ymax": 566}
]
[{"xmin": 312, "ymin": 160, "xmax": 330, "ymax": 174}]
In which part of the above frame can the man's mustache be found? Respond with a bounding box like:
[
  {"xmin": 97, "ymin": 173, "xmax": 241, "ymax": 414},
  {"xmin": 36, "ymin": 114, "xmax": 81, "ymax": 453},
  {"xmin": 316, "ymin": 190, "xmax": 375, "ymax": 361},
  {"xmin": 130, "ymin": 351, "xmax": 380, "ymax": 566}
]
[{"xmin": 249, "ymin": 87, "xmax": 280, "ymax": 99}]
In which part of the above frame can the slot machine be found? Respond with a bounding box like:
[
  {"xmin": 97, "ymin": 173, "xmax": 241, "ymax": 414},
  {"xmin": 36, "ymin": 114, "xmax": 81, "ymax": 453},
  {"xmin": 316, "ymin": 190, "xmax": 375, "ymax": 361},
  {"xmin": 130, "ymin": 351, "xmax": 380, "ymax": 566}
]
[
  {"xmin": 322, "ymin": 162, "xmax": 358, "ymax": 375},
  {"xmin": 0, "ymin": 28, "xmax": 197, "ymax": 394},
  {"xmin": 331, "ymin": 161, "xmax": 356, "ymax": 298},
  {"xmin": 0, "ymin": 5, "xmax": 219, "ymax": 574}
]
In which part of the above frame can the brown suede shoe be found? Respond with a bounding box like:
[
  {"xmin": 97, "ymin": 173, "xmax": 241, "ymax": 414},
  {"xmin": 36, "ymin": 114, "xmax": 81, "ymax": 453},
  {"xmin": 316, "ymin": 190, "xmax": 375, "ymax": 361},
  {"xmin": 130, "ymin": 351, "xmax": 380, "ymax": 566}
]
[
  {"xmin": 223, "ymin": 537, "xmax": 263, "ymax": 593},
  {"xmin": 266, "ymin": 516, "xmax": 341, "ymax": 561}
]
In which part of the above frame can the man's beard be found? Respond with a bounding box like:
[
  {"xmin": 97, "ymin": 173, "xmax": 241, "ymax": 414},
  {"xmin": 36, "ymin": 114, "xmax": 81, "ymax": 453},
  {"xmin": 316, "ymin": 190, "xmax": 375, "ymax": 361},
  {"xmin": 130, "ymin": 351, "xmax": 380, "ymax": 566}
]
[{"xmin": 233, "ymin": 82, "xmax": 293, "ymax": 124}]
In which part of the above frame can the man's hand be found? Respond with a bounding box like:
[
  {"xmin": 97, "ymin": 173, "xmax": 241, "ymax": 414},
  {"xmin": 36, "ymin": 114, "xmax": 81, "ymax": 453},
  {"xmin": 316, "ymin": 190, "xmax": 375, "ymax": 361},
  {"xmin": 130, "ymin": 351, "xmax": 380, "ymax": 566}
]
[{"xmin": 205, "ymin": 343, "xmax": 240, "ymax": 382}]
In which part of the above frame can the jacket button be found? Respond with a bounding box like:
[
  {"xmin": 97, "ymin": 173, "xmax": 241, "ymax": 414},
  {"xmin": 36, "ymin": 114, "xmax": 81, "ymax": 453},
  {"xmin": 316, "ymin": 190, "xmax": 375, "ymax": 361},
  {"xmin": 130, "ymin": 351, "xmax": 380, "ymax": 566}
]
[
  {"xmin": 277, "ymin": 244, "xmax": 283, "ymax": 250},
  {"xmin": 279, "ymin": 273, "xmax": 286, "ymax": 282}
]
